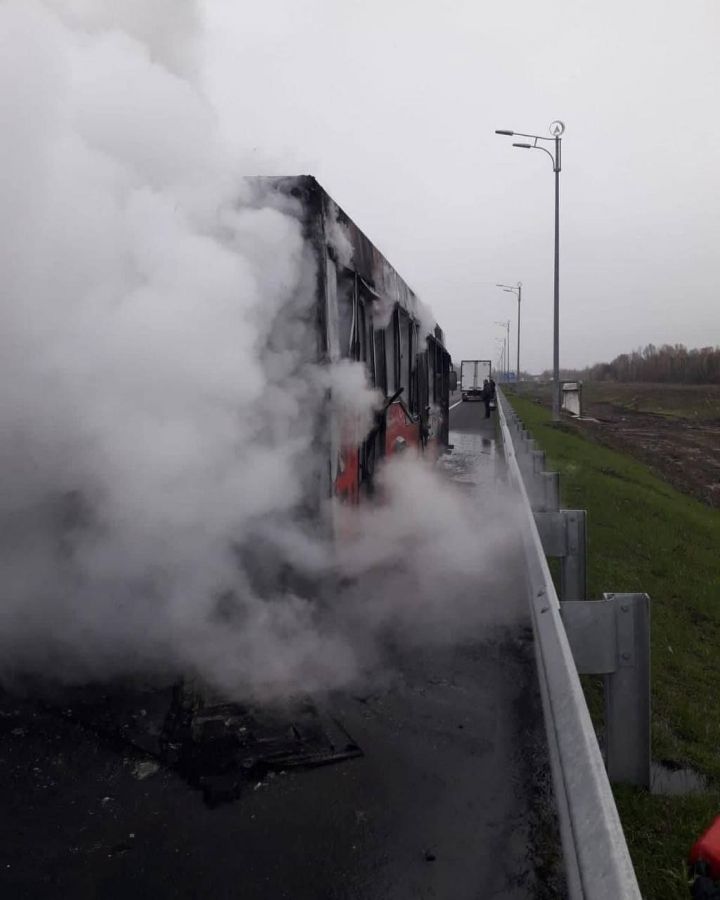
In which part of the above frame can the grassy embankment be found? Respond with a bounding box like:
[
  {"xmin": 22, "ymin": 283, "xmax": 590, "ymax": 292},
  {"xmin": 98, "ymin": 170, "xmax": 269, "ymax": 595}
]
[{"xmin": 506, "ymin": 393, "xmax": 720, "ymax": 900}]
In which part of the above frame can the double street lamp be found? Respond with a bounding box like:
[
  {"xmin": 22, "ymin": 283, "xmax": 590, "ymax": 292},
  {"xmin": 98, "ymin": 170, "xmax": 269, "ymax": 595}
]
[
  {"xmin": 495, "ymin": 121, "xmax": 564, "ymax": 420},
  {"xmin": 496, "ymin": 282, "xmax": 522, "ymax": 382}
]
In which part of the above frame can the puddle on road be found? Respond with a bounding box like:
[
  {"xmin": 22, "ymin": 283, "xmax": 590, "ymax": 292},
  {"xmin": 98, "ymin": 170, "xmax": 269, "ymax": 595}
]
[
  {"xmin": 438, "ymin": 431, "xmax": 499, "ymax": 489},
  {"xmin": 651, "ymin": 762, "xmax": 708, "ymax": 796}
]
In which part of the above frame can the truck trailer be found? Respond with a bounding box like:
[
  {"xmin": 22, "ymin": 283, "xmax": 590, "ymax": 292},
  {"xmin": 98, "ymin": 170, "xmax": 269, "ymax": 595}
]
[{"xmin": 460, "ymin": 359, "xmax": 492, "ymax": 401}]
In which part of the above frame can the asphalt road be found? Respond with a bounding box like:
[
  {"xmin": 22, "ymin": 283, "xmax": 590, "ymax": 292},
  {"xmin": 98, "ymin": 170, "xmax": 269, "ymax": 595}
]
[{"xmin": 0, "ymin": 401, "xmax": 559, "ymax": 900}]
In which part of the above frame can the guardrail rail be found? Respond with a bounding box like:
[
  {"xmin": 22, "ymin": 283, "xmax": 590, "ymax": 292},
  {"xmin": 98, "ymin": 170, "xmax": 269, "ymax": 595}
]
[{"xmin": 497, "ymin": 388, "xmax": 645, "ymax": 900}]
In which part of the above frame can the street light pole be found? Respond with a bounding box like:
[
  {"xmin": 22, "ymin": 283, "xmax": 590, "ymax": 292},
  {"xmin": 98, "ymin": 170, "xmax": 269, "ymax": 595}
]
[
  {"xmin": 505, "ymin": 320, "xmax": 510, "ymax": 382},
  {"xmin": 495, "ymin": 339, "xmax": 504, "ymax": 382},
  {"xmin": 494, "ymin": 320, "xmax": 511, "ymax": 382},
  {"xmin": 495, "ymin": 122, "xmax": 564, "ymax": 419},
  {"xmin": 507, "ymin": 319, "xmax": 510, "ymax": 381},
  {"xmin": 518, "ymin": 283, "xmax": 522, "ymax": 380},
  {"xmin": 553, "ymin": 134, "xmax": 561, "ymax": 419},
  {"xmin": 497, "ymin": 282, "xmax": 522, "ymax": 382}
]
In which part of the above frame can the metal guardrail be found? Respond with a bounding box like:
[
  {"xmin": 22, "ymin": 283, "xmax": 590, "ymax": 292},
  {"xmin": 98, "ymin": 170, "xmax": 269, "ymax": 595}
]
[{"xmin": 497, "ymin": 389, "xmax": 643, "ymax": 900}]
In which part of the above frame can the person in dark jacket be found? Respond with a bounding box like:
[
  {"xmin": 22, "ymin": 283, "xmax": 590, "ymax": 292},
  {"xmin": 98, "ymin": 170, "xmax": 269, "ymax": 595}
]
[{"xmin": 482, "ymin": 379, "xmax": 492, "ymax": 419}]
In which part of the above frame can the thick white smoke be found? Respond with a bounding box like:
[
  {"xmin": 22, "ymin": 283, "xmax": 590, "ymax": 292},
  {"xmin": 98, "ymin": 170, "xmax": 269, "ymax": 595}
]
[
  {"xmin": 0, "ymin": 1, "xmax": 515, "ymax": 701},
  {"xmin": 41, "ymin": 0, "xmax": 200, "ymax": 74}
]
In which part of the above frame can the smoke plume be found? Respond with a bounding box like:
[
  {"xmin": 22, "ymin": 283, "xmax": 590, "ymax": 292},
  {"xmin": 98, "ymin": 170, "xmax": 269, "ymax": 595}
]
[{"xmin": 0, "ymin": 1, "xmax": 515, "ymax": 701}]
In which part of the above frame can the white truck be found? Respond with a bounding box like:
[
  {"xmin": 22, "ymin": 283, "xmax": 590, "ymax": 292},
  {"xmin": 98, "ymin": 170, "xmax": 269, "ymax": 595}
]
[{"xmin": 460, "ymin": 359, "xmax": 492, "ymax": 401}]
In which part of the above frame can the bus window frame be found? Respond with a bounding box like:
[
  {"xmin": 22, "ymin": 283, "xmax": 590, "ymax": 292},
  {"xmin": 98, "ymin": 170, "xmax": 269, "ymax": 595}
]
[{"xmin": 397, "ymin": 307, "xmax": 411, "ymax": 403}]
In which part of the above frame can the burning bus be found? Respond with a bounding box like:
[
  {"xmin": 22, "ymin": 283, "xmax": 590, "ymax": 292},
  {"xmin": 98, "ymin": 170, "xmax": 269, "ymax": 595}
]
[
  {"xmin": 0, "ymin": 176, "xmax": 459, "ymax": 805},
  {"xmin": 260, "ymin": 176, "xmax": 456, "ymax": 509}
]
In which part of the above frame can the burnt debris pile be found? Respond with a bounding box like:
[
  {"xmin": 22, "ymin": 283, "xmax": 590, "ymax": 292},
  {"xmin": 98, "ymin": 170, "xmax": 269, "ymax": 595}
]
[{"xmin": 43, "ymin": 683, "xmax": 362, "ymax": 806}]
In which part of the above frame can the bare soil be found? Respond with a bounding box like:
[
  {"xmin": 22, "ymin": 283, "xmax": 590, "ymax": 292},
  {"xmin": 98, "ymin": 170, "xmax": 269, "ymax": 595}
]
[
  {"xmin": 581, "ymin": 405, "xmax": 720, "ymax": 507},
  {"xmin": 520, "ymin": 383, "xmax": 720, "ymax": 507}
]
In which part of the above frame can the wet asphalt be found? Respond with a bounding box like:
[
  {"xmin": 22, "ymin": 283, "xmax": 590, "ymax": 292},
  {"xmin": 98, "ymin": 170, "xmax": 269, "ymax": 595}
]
[{"xmin": 0, "ymin": 399, "xmax": 559, "ymax": 900}]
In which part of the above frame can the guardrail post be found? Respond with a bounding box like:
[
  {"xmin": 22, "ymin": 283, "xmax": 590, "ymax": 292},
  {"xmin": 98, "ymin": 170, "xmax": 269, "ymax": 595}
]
[
  {"xmin": 533, "ymin": 509, "xmax": 586, "ymax": 600},
  {"xmin": 541, "ymin": 472, "xmax": 560, "ymax": 511},
  {"xmin": 531, "ymin": 449, "xmax": 545, "ymax": 474},
  {"xmin": 560, "ymin": 510, "xmax": 587, "ymax": 601},
  {"xmin": 561, "ymin": 593, "xmax": 651, "ymax": 788},
  {"xmin": 605, "ymin": 593, "xmax": 651, "ymax": 787}
]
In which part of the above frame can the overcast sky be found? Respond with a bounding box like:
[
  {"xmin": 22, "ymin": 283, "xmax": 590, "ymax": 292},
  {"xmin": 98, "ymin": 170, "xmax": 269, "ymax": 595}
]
[{"xmin": 201, "ymin": 0, "xmax": 719, "ymax": 374}]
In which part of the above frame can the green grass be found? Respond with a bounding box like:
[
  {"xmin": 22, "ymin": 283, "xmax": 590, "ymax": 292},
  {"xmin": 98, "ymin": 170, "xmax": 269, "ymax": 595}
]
[{"xmin": 507, "ymin": 393, "xmax": 720, "ymax": 900}]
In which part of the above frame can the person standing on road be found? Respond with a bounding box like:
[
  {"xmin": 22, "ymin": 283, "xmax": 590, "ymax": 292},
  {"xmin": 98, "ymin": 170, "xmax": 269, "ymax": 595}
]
[{"xmin": 482, "ymin": 378, "xmax": 492, "ymax": 419}]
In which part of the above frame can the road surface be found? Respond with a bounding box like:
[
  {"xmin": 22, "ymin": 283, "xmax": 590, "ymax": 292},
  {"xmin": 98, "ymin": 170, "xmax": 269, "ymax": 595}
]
[{"xmin": 0, "ymin": 401, "xmax": 560, "ymax": 899}]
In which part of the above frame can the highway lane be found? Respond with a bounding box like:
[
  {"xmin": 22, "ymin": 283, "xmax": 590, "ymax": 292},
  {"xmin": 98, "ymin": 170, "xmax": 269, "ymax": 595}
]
[{"xmin": 0, "ymin": 400, "xmax": 559, "ymax": 900}]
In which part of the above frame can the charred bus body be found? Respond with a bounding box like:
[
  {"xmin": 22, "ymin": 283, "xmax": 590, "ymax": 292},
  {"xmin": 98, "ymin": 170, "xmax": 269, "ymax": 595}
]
[
  {"xmin": 13, "ymin": 179, "xmax": 457, "ymax": 804},
  {"xmin": 261, "ymin": 176, "xmax": 455, "ymax": 508},
  {"xmin": 168, "ymin": 179, "xmax": 457, "ymax": 790}
]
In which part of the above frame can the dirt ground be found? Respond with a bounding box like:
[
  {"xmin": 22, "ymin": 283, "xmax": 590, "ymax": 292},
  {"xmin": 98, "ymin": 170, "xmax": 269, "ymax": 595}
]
[{"xmin": 519, "ymin": 382, "xmax": 720, "ymax": 508}]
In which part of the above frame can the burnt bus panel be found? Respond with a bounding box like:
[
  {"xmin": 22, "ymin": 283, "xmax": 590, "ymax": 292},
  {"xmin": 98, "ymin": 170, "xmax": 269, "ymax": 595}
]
[
  {"xmin": 246, "ymin": 176, "xmax": 328, "ymax": 363},
  {"xmin": 253, "ymin": 176, "xmax": 453, "ymax": 501},
  {"xmin": 255, "ymin": 176, "xmax": 431, "ymax": 335},
  {"xmin": 325, "ymin": 256, "xmax": 341, "ymax": 362},
  {"xmin": 249, "ymin": 178, "xmax": 334, "ymax": 512},
  {"xmin": 324, "ymin": 198, "xmax": 424, "ymax": 328}
]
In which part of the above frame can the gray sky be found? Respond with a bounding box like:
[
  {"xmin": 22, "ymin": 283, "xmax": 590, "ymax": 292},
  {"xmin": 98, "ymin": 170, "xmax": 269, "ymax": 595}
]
[{"xmin": 201, "ymin": 0, "xmax": 719, "ymax": 374}]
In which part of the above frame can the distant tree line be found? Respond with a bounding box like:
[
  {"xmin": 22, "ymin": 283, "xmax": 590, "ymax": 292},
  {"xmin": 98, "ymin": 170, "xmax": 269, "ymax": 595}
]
[{"xmin": 543, "ymin": 344, "xmax": 720, "ymax": 384}]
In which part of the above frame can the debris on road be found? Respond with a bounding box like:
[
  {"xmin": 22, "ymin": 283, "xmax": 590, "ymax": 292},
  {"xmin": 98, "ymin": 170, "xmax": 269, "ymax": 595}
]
[
  {"xmin": 26, "ymin": 681, "xmax": 362, "ymax": 807},
  {"xmin": 131, "ymin": 760, "xmax": 159, "ymax": 780}
]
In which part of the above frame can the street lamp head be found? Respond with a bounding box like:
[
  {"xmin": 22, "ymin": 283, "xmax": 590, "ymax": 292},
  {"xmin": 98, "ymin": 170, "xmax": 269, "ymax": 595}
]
[
  {"xmin": 495, "ymin": 129, "xmax": 515, "ymax": 136},
  {"xmin": 512, "ymin": 142, "xmax": 532, "ymax": 149}
]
